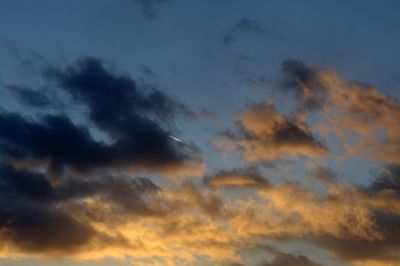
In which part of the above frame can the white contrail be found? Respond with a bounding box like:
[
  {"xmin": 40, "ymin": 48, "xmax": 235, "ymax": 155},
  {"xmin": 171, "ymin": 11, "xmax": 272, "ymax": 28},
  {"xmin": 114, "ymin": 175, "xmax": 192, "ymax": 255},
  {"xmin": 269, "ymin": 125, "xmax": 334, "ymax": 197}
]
[{"xmin": 169, "ymin": 135, "xmax": 184, "ymax": 143}]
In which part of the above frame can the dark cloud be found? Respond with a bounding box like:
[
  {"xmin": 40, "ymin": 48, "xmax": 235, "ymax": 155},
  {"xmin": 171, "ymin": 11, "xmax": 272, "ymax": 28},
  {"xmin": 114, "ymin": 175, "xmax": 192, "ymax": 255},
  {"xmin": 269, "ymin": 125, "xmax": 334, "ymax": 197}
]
[
  {"xmin": 58, "ymin": 175, "xmax": 164, "ymax": 216},
  {"xmin": 0, "ymin": 202, "xmax": 96, "ymax": 254},
  {"xmin": 0, "ymin": 113, "xmax": 112, "ymax": 174},
  {"xmin": 223, "ymin": 17, "xmax": 287, "ymax": 47},
  {"xmin": 273, "ymin": 120, "xmax": 320, "ymax": 147},
  {"xmin": 0, "ymin": 56, "xmax": 202, "ymax": 255},
  {"xmin": 0, "ymin": 161, "xmax": 163, "ymax": 253},
  {"xmin": 0, "ymin": 163, "xmax": 94, "ymax": 253},
  {"xmin": 369, "ymin": 164, "xmax": 400, "ymax": 192},
  {"xmin": 132, "ymin": 0, "xmax": 170, "ymax": 18},
  {"xmin": 280, "ymin": 59, "xmax": 328, "ymax": 111},
  {"xmin": 43, "ymin": 57, "xmax": 191, "ymax": 131},
  {"xmin": 0, "ymin": 163, "xmax": 55, "ymax": 203},
  {"xmin": 5, "ymin": 85, "xmax": 51, "ymax": 108},
  {"xmin": 0, "ymin": 161, "xmax": 163, "ymax": 214},
  {"xmin": 0, "ymin": 57, "xmax": 202, "ymax": 175},
  {"xmin": 204, "ymin": 167, "xmax": 270, "ymax": 189}
]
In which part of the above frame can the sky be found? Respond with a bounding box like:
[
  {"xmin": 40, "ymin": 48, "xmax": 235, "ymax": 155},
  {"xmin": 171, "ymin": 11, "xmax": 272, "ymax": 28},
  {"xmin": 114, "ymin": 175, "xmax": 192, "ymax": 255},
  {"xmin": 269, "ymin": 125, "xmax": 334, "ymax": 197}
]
[{"xmin": 1, "ymin": 1, "xmax": 400, "ymax": 265}]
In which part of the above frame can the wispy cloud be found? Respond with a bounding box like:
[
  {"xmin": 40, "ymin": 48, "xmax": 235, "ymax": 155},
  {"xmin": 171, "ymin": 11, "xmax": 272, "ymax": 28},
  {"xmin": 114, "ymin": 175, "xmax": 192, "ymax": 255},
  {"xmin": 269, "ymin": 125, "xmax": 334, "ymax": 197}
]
[{"xmin": 223, "ymin": 17, "xmax": 287, "ymax": 47}]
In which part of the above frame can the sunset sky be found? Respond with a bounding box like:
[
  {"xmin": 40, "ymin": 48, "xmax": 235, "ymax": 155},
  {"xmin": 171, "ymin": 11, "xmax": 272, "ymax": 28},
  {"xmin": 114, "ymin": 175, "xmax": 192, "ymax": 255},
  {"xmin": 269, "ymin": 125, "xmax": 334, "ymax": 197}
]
[{"xmin": 1, "ymin": 1, "xmax": 400, "ymax": 266}]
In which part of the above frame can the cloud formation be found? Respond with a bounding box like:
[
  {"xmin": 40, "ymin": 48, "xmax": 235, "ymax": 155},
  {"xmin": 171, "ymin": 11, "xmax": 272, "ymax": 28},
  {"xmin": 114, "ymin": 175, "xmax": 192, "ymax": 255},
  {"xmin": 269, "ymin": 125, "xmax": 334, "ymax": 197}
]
[
  {"xmin": 279, "ymin": 59, "xmax": 400, "ymax": 164},
  {"xmin": 2, "ymin": 57, "xmax": 400, "ymax": 266},
  {"xmin": 204, "ymin": 167, "xmax": 270, "ymax": 189},
  {"xmin": 216, "ymin": 103, "xmax": 330, "ymax": 161},
  {"xmin": 0, "ymin": 56, "xmax": 205, "ymax": 260},
  {"xmin": 1, "ymin": 57, "xmax": 203, "ymax": 177},
  {"xmin": 222, "ymin": 17, "xmax": 287, "ymax": 47}
]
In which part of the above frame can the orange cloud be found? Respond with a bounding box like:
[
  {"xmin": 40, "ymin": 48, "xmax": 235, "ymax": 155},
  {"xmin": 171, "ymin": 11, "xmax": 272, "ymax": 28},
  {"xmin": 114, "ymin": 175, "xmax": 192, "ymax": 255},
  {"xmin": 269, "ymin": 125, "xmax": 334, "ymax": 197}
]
[
  {"xmin": 204, "ymin": 167, "xmax": 270, "ymax": 189},
  {"xmin": 216, "ymin": 103, "xmax": 330, "ymax": 162},
  {"xmin": 280, "ymin": 59, "xmax": 400, "ymax": 164}
]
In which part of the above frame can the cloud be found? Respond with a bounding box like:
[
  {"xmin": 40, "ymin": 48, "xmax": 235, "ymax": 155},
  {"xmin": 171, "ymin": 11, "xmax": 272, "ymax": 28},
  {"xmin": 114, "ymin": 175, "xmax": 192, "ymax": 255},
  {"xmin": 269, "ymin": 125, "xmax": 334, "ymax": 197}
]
[
  {"xmin": 5, "ymin": 85, "xmax": 51, "ymax": 108},
  {"xmin": 216, "ymin": 103, "xmax": 330, "ymax": 161},
  {"xmin": 132, "ymin": 0, "xmax": 170, "ymax": 19},
  {"xmin": 204, "ymin": 167, "xmax": 270, "ymax": 189},
  {"xmin": 3, "ymin": 56, "xmax": 400, "ymax": 265},
  {"xmin": 0, "ymin": 56, "xmax": 206, "ymax": 259},
  {"xmin": 0, "ymin": 203, "xmax": 96, "ymax": 254},
  {"xmin": 0, "ymin": 57, "xmax": 203, "ymax": 177},
  {"xmin": 239, "ymin": 177, "xmax": 400, "ymax": 265},
  {"xmin": 278, "ymin": 59, "xmax": 400, "ymax": 165},
  {"xmin": 279, "ymin": 59, "xmax": 329, "ymax": 112},
  {"xmin": 369, "ymin": 164, "xmax": 400, "ymax": 192},
  {"xmin": 43, "ymin": 57, "xmax": 192, "ymax": 132},
  {"xmin": 306, "ymin": 166, "xmax": 337, "ymax": 183},
  {"xmin": 315, "ymin": 212, "xmax": 400, "ymax": 265},
  {"xmin": 0, "ymin": 161, "xmax": 164, "ymax": 255},
  {"xmin": 2, "ymin": 156, "xmax": 400, "ymax": 265},
  {"xmin": 223, "ymin": 18, "xmax": 275, "ymax": 47}
]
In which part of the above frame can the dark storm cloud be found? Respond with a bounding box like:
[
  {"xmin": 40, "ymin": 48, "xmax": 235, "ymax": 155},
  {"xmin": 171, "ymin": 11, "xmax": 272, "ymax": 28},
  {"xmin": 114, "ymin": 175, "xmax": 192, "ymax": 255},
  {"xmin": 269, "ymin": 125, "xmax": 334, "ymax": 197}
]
[
  {"xmin": 0, "ymin": 113, "xmax": 113, "ymax": 174},
  {"xmin": 204, "ymin": 167, "xmax": 270, "ymax": 189},
  {"xmin": 280, "ymin": 59, "xmax": 327, "ymax": 111},
  {"xmin": 0, "ymin": 110, "xmax": 196, "ymax": 176},
  {"xmin": 0, "ymin": 57, "xmax": 201, "ymax": 175},
  {"xmin": 0, "ymin": 163, "xmax": 54, "ymax": 203},
  {"xmin": 43, "ymin": 57, "xmax": 191, "ymax": 132}
]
